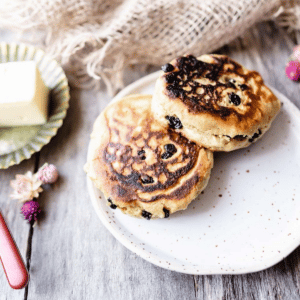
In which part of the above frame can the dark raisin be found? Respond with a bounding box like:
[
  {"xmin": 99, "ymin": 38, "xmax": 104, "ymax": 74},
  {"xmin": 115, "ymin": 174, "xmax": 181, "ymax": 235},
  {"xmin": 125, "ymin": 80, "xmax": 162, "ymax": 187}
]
[
  {"xmin": 142, "ymin": 210, "xmax": 152, "ymax": 220},
  {"xmin": 141, "ymin": 175, "xmax": 154, "ymax": 184},
  {"xmin": 161, "ymin": 63, "xmax": 174, "ymax": 73},
  {"xmin": 233, "ymin": 135, "xmax": 247, "ymax": 141},
  {"xmin": 138, "ymin": 150, "xmax": 146, "ymax": 160},
  {"xmin": 205, "ymin": 68, "xmax": 219, "ymax": 80},
  {"xmin": 164, "ymin": 144, "xmax": 177, "ymax": 154},
  {"xmin": 166, "ymin": 85, "xmax": 182, "ymax": 98},
  {"xmin": 161, "ymin": 144, "xmax": 177, "ymax": 159},
  {"xmin": 107, "ymin": 198, "xmax": 117, "ymax": 209},
  {"xmin": 165, "ymin": 73, "xmax": 177, "ymax": 84},
  {"xmin": 228, "ymin": 79, "xmax": 236, "ymax": 89},
  {"xmin": 195, "ymin": 60, "xmax": 205, "ymax": 71},
  {"xmin": 164, "ymin": 72, "xmax": 179, "ymax": 85},
  {"xmin": 229, "ymin": 93, "xmax": 241, "ymax": 106},
  {"xmin": 163, "ymin": 208, "xmax": 170, "ymax": 218},
  {"xmin": 249, "ymin": 129, "xmax": 262, "ymax": 143},
  {"xmin": 239, "ymin": 84, "xmax": 248, "ymax": 91},
  {"xmin": 177, "ymin": 57, "xmax": 191, "ymax": 72},
  {"xmin": 228, "ymin": 82, "xmax": 236, "ymax": 89},
  {"xmin": 165, "ymin": 115, "xmax": 183, "ymax": 129},
  {"xmin": 161, "ymin": 152, "xmax": 172, "ymax": 159},
  {"xmin": 177, "ymin": 56, "xmax": 188, "ymax": 66},
  {"xmin": 186, "ymin": 55, "xmax": 198, "ymax": 66}
]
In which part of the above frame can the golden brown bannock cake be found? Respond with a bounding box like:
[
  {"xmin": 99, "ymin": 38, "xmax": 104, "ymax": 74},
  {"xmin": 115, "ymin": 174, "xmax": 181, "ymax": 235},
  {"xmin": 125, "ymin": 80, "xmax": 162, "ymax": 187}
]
[
  {"xmin": 152, "ymin": 54, "xmax": 281, "ymax": 151},
  {"xmin": 84, "ymin": 94, "xmax": 213, "ymax": 219}
]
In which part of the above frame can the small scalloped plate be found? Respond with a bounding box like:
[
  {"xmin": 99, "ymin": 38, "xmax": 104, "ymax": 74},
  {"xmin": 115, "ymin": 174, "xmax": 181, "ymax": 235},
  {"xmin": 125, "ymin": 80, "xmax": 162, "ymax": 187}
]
[
  {"xmin": 87, "ymin": 71, "xmax": 300, "ymax": 275},
  {"xmin": 0, "ymin": 43, "xmax": 70, "ymax": 169}
]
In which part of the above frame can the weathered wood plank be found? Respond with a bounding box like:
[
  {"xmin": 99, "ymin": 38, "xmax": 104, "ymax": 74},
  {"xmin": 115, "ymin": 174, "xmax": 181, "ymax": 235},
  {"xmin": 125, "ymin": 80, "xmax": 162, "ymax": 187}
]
[
  {"xmin": 27, "ymin": 88, "xmax": 196, "ymax": 300},
  {"xmin": 2, "ymin": 20, "xmax": 300, "ymax": 300},
  {"xmin": 0, "ymin": 28, "xmax": 35, "ymax": 300},
  {"xmin": 195, "ymin": 22, "xmax": 300, "ymax": 300},
  {"xmin": 0, "ymin": 158, "xmax": 35, "ymax": 300}
]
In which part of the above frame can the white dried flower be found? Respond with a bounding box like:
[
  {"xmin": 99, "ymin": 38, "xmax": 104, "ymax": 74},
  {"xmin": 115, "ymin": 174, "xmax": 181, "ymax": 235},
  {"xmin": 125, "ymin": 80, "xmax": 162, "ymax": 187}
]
[{"xmin": 10, "ymin": 171, "xmax": 43, "ymax": 203}]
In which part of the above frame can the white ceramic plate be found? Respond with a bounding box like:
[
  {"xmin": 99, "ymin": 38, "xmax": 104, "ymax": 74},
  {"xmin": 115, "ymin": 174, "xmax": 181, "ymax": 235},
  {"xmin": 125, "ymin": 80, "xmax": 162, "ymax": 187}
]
[{"xmin": 87, "ymin": 71, "xmax": 300, "ymax": 275}]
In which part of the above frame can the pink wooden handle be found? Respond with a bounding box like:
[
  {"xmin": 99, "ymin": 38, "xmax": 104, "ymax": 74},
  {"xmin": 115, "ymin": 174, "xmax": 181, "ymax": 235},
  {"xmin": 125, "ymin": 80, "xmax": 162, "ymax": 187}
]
[{"xmin": 0, "ymin": 212, "xmax": 29, "ymax": 289}]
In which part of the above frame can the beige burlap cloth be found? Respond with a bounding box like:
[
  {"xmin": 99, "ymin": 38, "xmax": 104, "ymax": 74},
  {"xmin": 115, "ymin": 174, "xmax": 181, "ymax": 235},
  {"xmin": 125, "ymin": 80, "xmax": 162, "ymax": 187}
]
[{"xmin": 0, "ymin": 0, "xmax": 299, "ymax": 94}]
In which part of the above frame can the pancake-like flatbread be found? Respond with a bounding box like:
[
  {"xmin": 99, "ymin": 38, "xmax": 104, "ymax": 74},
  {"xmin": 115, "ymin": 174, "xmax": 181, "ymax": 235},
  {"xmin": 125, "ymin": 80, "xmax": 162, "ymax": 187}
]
[
  {"xmin": 85, "ymin": 94, "xmax": 213, "ymax": 219},
  {"xmin": 152, "ymin": 54, "xmax": 281, "ymax": 151}
]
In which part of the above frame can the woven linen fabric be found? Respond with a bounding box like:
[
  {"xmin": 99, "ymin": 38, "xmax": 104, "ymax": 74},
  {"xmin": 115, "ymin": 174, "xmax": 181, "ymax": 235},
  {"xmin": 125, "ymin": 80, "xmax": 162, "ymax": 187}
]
[{"xmin": 0, "ymin": 0, "xmax": 298, "ymax": 94}]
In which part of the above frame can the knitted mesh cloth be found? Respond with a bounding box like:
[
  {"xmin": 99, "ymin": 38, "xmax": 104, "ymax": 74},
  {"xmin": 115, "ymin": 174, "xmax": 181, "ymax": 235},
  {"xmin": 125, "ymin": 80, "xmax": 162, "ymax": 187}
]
[{"xmin": 0, "ymin": 0, "xmax": 299, "ymax": 94}]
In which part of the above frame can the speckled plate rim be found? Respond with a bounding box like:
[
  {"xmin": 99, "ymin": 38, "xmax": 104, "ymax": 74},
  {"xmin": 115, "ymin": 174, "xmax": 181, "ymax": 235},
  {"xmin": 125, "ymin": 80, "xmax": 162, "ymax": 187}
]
[
  {"xmin": 0, "ymin": 42, "xmax": 70, "ymax": 169},
  {"xmin": 87, "ymin": 71, "xmax": 300, "ymax": 275}
]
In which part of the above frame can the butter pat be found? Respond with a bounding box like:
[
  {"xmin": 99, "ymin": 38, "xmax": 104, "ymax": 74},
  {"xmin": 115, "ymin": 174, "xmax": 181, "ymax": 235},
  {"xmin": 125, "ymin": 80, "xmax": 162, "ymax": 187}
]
[{"xmin": 0, "ymin": 61, "xmax": 49, "ymax": 127}]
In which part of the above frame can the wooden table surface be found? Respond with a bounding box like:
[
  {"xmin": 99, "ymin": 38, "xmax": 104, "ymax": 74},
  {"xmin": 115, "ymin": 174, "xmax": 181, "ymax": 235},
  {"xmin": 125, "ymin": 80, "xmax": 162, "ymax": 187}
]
[{"xmin": 1, "ymin": 22, "xmax": 300, "ymax": 300}]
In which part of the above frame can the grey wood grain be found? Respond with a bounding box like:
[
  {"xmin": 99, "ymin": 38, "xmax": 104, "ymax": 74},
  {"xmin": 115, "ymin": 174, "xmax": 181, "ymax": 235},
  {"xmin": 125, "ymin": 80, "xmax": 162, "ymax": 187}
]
[
  {"xmin": 0, "ymin": 28, "xmax": 35, "ymax": 300},
  {"xmin": 0, "ymin": 158, "xmax": 35, "ymax": 300},
  {"xmin": 1, "ymin": 21, "xmax": 300, "ymax": 300},
  {"xmin": 194, "ymin": 22, "xmax": 300, "ymax": 300},
  {"xmin": 26, "ymin": 88, "xmax": 196, "ymax": 300}
]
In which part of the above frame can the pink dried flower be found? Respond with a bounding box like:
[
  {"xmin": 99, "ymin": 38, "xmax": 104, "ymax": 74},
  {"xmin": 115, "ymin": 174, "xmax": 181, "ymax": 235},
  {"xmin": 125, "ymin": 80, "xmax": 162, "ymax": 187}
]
[
  {"xmin": 285, "ymin": 60, "xmax": 300, "ymax": 81},
  {"xmin": 10, "ymin": 171, "xmax": 43, "ymax": 202},
  {"xmin": 37, "ymin": 163, "xmax": 59, "ymax": 184},
  {"xmin": 292, "ymin": 45, "xmax": 300, "ymax": 62},
  {"xmin": 21, "ymin": 200, "xmax": 41, "ymax": 223}
]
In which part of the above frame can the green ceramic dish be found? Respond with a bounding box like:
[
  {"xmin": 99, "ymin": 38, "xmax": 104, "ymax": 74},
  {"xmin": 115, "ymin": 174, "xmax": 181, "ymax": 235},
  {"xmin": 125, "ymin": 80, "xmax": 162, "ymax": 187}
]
[{"xmin": 0, "ymin": 43, "xmax": 70, "ymax": 169}]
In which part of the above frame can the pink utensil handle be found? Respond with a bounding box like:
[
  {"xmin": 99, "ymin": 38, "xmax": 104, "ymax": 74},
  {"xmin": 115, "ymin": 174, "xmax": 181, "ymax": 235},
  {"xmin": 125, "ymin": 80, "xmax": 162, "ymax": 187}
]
[{"xmin": 0, "ymin": 212, "xmax": 29, "ymax": 289}]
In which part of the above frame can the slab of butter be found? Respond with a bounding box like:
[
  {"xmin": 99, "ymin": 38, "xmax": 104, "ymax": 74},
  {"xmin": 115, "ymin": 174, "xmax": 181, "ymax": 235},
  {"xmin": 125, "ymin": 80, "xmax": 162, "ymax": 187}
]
[{"xmin": 0, "ymin": 61, "xmax": 49, "ymax": 127}]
